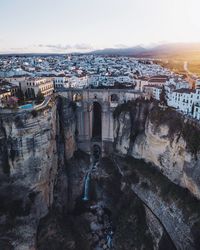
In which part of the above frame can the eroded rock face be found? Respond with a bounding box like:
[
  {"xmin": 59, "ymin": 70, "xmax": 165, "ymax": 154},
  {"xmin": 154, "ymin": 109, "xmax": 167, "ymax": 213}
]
[
  {"xmin": 37, "ymin": 156, "xmax": 175, "ymax": 250},
  {"xmin": 112, "ymin": 156, "xmax": 200, "ymax": 250},
  {"xmin": 0, "ymin": 97, "xmax": 77, "ymax": 250},
  {"xmin": 114, "ymin": 101, "xmax": 200, "ymax": 199},
  {"xmin": 1, "ymin": 97, "xmax": 200, "ymax": 250}
]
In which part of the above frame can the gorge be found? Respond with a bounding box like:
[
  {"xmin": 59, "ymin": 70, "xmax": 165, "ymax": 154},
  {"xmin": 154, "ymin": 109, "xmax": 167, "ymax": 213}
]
[{"xmin": 0, "ymin": 95, "xmax": 200, "ymax": 250}]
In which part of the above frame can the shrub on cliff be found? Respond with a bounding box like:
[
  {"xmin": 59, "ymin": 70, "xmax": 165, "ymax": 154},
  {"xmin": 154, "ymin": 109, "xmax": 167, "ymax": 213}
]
[
  {"xmin": 113, "ymin": 98, "xmax": 151, "ymax": 119},
  {"xmin": 182, "ymin": 123, "xmax": 200, "ymax": 156},
  {"xmin": 113, "ymin": 101, "xmax": 132, "ymax": 118},
  {"xmin": 36, "ymin": 90, "xmax": 44, "ymax": 104},
  {"xmin": 31, "ymin": 110, "xmax": 38, "ymax": 118},
  {"xmin": 159, "ymin": 86, "xmax": 168, "ymax": 106},
  {"xmin": 69, "ymin": 101, "xmax": 77, "ymax": 112},
  {"xmin": 149, "ymin": 105, "xmax": 200, "ymax": 156}
]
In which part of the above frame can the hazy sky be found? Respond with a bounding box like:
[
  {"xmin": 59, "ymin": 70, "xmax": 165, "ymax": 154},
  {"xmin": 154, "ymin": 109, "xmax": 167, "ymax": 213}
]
[{"xmin": 0, "ymin": 0, "xmax": 200, "ymax": 53}]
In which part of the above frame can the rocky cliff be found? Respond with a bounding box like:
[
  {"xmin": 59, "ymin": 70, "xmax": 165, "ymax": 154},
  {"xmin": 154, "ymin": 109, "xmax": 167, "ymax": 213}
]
[
  {"xmin": 113, "ymin": 155, "xmax": 200, "ymax": 250},
  {"xmin": 113, "ymin": 100, "xmax": 200, "ymax": 249},
  {"xmin": 114, "ymin": 100, "xmax": 200, "ymax": 199},
  {"xmin": 0, "ymin": 97, "xmax": 76, "ymax": 250},
  {"xmin": 37, "ymin": 155, "xmax": 176, "ymax": 250},
  {"xmin": 1, "ymin": 96, "xmax": 200, "ymax": 250}
]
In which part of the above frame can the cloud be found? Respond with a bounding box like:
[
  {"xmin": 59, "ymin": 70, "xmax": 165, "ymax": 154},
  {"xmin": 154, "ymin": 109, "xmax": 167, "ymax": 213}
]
[
  {"xmin": 74, "ymin": 43, "xmax": 93, "ymax": 50},
  {"xmin": 38, "ymin": 44, "xmax": 72, "ymax": 50},
  {"xmin": 36, "ymin": 43, "xmax": 93, "ymax": 52},
  {"xmin": 114, "ymin": 44, "xmax": 128, "ymax": 48}
]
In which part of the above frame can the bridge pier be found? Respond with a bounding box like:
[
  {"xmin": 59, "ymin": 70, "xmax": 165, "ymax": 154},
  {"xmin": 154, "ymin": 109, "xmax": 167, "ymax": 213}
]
[{"xmin": 58, "ymin": 88, "xmax": 142, "ymax": 156}]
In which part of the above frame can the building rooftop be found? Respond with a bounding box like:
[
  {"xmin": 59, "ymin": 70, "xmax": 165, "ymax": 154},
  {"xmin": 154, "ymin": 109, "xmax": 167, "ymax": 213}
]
[{"xmin": 173, "ymin": 88, "xmax": 195, "ymax": 94}]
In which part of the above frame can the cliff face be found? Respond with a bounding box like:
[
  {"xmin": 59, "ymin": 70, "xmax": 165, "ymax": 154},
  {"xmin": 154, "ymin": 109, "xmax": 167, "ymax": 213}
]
[
  {"xmin": 1, "ymin": 96, "xmax": 200, "ymax": 249},
  {"xmin": 0, "ymin": 97, "xmax": 76, "ymax": 250},
  {"xmin": 37, "ymin": 156, "xmax": 175, "ymax": 250},
  {"xmin": 58, "ymin": 99, "xmax": 77, "ymax": 160},
  {"xmin": 114, "ymin": 101, "xmax": 200, "ymax": 199},
  {"xmin": 113, "ymin": 156, "xmax": 200, "ymax": 250}
]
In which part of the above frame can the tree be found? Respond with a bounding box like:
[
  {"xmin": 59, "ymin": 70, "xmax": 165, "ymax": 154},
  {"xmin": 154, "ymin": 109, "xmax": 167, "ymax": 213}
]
[
  {"xmin": 16, "ymin": 89, "xmax": 25, "ymax": 105},
  {"xmin": 36, "ymin": 90, "xmax": 44, "ymax": 104},
  {"xmin": 159, "ymin": 86, "xmax": 168, "ymax": 106}
]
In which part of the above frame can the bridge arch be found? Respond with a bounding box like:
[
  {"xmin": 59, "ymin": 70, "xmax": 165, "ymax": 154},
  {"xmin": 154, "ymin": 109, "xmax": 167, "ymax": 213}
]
[
  {"xmin": 73, "ymin": 92, "xmax": 83, "ymax": 102},
  {"xmin": 92, "ymin": 101, "xmax": 102, "ymax": 141},
  {"xmin": 110, "ymin": 93, "xmax": 119, "ymax": 102}
]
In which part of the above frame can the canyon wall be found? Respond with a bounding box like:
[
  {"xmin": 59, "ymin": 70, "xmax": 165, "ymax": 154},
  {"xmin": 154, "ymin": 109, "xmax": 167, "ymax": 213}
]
[
  {"xmin": 114, "ymin": 100, "xmax": 200, "ymax": 199},
  {"xmin": 0, "ymin": 97, "xmax": 76, "ymax": 250},
  {"xmin": 113, "ymin": 155, "xmax": 200, "ymax": 250},
  {"xmin": 1, "ymin": 96, "xmax": 200, "ymax": 249},
  {"xmin": 113, "ymin": 100, "xmax": 200, "ymax": 249}
]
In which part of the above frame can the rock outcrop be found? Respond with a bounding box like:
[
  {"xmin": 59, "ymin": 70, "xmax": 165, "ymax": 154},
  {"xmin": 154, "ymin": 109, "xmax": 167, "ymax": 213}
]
[
  {"xmin": 114, "ymin": 100, "xmax": 200, "ymax": 199},
  {"xmin": 113, "ymin": 155, "xmax": 200, "ymax": 250},
  {"xmin": 0, "ymin": 97, "xmax": 77, "ymax": 250},
  {"xmin": 1, "ymin": 96, "xmax": 200, "ymax": 250},
  {"xmin": 37, "ymin": 156, "xmax": 175, "ymax": 250}
]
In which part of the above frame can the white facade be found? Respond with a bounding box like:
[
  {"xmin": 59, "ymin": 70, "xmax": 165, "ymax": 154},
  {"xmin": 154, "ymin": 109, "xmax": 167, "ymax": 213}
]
[
  {"xmin": 69, "ymin": 76, "xmax": 88, "ymax": 88},
  {"xmin": 53, "ymin": 77, "xmax": 69, "ymax": 89},
  {"xmin": 20, "ymin": 77, "xmax": 54, "ymax": 97},
  {"xmin": 169, "ymin": 89, "xmax": 200, "ymax": 114},
  {"xmin": 153, "ymin": 87, "xmax": 162, "ymax": 100},
  {"xmin": 193, "ymin": 103, "xmax": 200, "ymax": 120}
]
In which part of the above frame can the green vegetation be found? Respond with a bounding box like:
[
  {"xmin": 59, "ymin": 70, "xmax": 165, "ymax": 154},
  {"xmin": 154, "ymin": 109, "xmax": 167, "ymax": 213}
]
[
  {"xmin": 149, "ymin": 105, "xmax": 200, "ymax": 155},
  {"xmin": 31, "ymin": 109, "xmax": 38, "ymax": 118},
  {"xmin": 114, "ymin": 193, "xmax": 154, "ymax": 250},
  {"xmin": 113, "ymin": 101, "xmax": 132, "ymax": 118},
  {"xmin": 36, "ymin": 90, "xmax": 45, "ymax": 104},
  {"xmin": 3, "ymin": 161, "xmax": 10, "ymax": 175},
  {"xmin": 159, "ymin": 86, "xmax": 168, "ymax": 106},
  {"xmin": 121, "ymin": 156, "xmax": 200, "ymax": 221},
  {"xmin": 182, "ymin": 123, "xmax": 200, "ymax": 156},
  {"xmin": 114, "ymin": 100, "xmax": 200, "ymax": 155},
  {"xmin": 14, "ymin": 115, "xmax": 24, "ymax": 128},
  {"xmin": 113, "ymin": 98, "xmax": 151, "ymax": 119},
  {"xmin": 16, "ymin": 89, "xmax": 26, "ymax": 105},
  {"xmin": 69, "ymin": 101, "xmax": 77, "ymax": 112}
]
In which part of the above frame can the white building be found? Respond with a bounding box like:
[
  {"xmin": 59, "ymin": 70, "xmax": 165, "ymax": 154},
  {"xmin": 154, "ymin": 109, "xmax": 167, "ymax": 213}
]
[
  {"xmin": 20, "ymin": 77, "xmax": 54, "ymax": 97},
  {"xmin": 53, "ymin": 76, "xmax": 70, "ymax": 89},
  {"xmin": 69, "ymin": 76, "xmax": 88, "ymax": 88},
  {"xmin": 153, "ymin": 86, "xmax": 162, "ymax": 100},
  {"xmin": 193, "ymin": 103, "xmax": 200, "ymax": 120},
  {"xmin": 167, "ymin": 86, "xmax": 200, "ymax": 119}
]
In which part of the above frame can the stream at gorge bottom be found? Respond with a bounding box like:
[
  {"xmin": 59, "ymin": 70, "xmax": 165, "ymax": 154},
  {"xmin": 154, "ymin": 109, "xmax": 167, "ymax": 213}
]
[{"xmin": 36, "ymin": 153, "xmax": 176, "ymax": 250}]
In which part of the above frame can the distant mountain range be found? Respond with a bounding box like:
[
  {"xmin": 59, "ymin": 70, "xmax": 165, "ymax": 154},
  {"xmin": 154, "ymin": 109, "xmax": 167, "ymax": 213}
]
[
  {"xmin": 2, "ymin": 43, "xmax": 200, "ymax": 58},
  {"xmin": 89, "ymin": 43, "xmax": 200, "ymax": 58},
  {"xmin": 90, "ymin": 46, "xmax": 146, "ymax": 56}
]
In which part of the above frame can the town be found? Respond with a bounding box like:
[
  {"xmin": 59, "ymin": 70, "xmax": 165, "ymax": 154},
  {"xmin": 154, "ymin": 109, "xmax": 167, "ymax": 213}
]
[{"xmin": 0, "ymin": 54, "xmax": 200, "ymax": 120}]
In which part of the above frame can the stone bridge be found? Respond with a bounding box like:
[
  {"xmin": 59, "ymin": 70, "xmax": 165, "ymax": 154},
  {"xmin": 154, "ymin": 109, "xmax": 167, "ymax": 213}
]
[{"xmin": 59, "ymin": 88, "xmax": 142, "ymax": 156}]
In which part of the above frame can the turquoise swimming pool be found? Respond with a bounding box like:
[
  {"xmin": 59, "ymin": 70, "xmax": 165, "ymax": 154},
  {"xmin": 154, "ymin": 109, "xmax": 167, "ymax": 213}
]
[{"xmin": 20, "ymin": 104, "xmax": 33, "ymax": 109}]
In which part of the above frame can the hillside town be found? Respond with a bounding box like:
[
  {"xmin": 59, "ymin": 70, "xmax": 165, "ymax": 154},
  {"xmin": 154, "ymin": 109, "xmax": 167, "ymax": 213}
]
[{"xmin": 0, "ymin": 54, "xmax": 200, "ymax": 120}]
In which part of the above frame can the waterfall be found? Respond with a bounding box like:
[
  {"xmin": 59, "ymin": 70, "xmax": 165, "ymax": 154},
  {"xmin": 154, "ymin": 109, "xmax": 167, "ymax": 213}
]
[
  {"xmin": 82, "ymin": 172, "xmax": 90, "ymax": 201},
  {"xmin": 82, "ymin": 158, "xmax": 99, "ymax": 201},
  {"xmin": 107, "ymin": 232, "xmax": 113, "ymax": 248}
]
